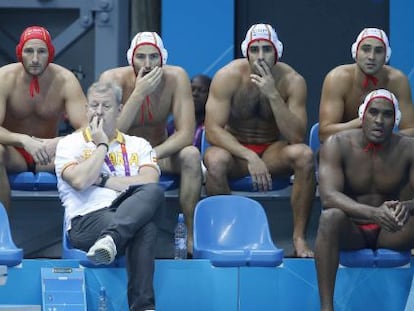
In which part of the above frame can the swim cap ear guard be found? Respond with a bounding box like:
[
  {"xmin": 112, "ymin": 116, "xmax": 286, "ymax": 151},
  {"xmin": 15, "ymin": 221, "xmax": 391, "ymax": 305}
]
[
  {"xmin": 358, "ymin": 88, "xmax": 401, "ymax": 128},
  {"xmin": 241, "ymin": 23, "xmax": 283, "ymax": 61},
  {"xmin": 16, "ymin": 26, "xmax": 55, "ymax": 64},
  {"xmin": 351, "ymin": 28, "xmax": 391, "ymax": 63},
  {"xmin": 126, "ymin": 31, "xmax": 168, "ymax": 65}
]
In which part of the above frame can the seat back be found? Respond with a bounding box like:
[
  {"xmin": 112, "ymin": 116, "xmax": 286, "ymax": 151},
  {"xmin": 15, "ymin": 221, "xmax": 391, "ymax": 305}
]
[
  {"xmin": 195, "ymin": 195, "xmax": 274, "ymax": 249},
  {"xmin": 309, "ymin": 122, "xmax": 320, "ymax": 153},
  {"xmin": 0, "ymin": 204, "xmax": 18, "ymax": 250},
  {"xmin": 200, "ymin": 128, "xmax": 210, "ymax": 156},
  {"xmin": 0, "ymin": 203, "xmax": 23, "ymax": 267},
  {"xmin": 159, "ymin": 173, "xmax": 179, "ymax": 190},
  {"xmin": 194, "ymin": 195, "xmax": 283, "ymax": 266}
]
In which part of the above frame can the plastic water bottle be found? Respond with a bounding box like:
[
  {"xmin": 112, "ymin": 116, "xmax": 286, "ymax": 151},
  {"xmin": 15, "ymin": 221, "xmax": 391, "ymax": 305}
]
[
  {"xmin": 98, "ymin": 286, "xmax": 107, "ymax": 311},
  {"xmin": 174, "ymin": 213, "xmax": 187, "ymax": 259}
]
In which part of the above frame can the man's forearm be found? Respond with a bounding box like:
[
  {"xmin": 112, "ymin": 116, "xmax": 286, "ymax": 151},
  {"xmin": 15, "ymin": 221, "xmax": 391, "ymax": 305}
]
[
  {"xmin": 117, "ymin": 90, "xmax": 145, "ymax": 132},
  {"xmin": 154, "ymin": 131, "xmax": 193, "ymax": 159}
]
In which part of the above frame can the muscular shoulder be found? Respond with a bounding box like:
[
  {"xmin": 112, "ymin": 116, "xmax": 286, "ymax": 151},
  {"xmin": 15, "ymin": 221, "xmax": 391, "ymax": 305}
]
[
  {"xmin": 323, "ymin": 129, "xmax": 357, "ymax": 156},
  {"xmin": 324, "ymin": 64, "xmax": 354, "ymax": 84},
  {"xmin": 48, "ymin": 63, "xmax": 79, "ymax": 83},
  {"xmin": 321, "ymin": 64, "xmax": 355, "ymax": 98},
  {"xmin": 211, "ymin": 59, "xmax": 246, "ymax": 90},
  {"xmin": 0, "ymin": 63, "xmax": 23, "ymax": 89},
  {"xmin": 163, "ymin": 65, "xmax": 190, "ymax": 83},
  {"xmin": 384, "ymin": 65, "xmax": 409, "ymax": 86},
  {"xmin": 99, "ymin": 66, "xmax": 133, "ymax": 87},
  {"xmin": 276, "ymin": 62, "xmax": 306, "ymax": 90},
  {"xmin": 395, "ymin": 135, "xmax": 414, "ymax": 155}
]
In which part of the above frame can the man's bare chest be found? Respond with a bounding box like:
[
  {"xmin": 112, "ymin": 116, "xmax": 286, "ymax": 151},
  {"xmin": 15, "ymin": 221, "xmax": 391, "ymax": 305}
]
[
  {"xmin": 232, "ymin": 89, "xmax": 275, "ymax": 120},
  {"xmin": 345, "ymin": 155, "xmax": 405, "ymax": 193},
  {"xmin": 7, "ymin": 93, "xmax": 63, "ymax": 120}
]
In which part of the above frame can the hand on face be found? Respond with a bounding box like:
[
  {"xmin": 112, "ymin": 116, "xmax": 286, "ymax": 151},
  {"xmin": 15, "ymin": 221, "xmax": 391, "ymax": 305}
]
[
  {"xmin": 89, "ymin": 115, "xmax": 108, "ymax": 145},
  {"xmin": 135, "ymin": 66, "xmax": 163, "ymax": 97},
  {"xmin": 250, "ymin": 60, "xmax": 278, "ymax": 98}
]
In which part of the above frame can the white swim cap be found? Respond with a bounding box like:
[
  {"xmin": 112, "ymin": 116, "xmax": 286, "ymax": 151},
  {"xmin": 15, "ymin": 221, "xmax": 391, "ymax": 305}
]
[
  {"xmin": 351, "ymin": 28, "xmax": 391, "ymax": 63},
  {"xmin": 126, "ymin": 31, "xmax": 168, "ymax": 65},
  {"xmin": 241, "ymin": 24, "xmax": 283, "ymax": 61},
  {"xmin": 358, "ymin": 89, "xmax": 401, "ymax": 127}
]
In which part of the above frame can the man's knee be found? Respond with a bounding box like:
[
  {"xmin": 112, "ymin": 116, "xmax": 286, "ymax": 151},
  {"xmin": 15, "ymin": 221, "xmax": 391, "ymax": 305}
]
[
  {"xmin": 179, "ymin": 146, "xmax": 202, "ymax": 170},
  {"xmin": 140, "ymin": 183, "xmax": 164, "ymax": 202},
  {"xmin": 318, "ymin": 208, "xmax": 347, "ymax": 234},
  {"xmin": 204, "ymin": 148, "xmax": 231, "ymax": 175},
  {"xmin": 292, "ymin": 144, "xmax": 315, "ymax": 172}
]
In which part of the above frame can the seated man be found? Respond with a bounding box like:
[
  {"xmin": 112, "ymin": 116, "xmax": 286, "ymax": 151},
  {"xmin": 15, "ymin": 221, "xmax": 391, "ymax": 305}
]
[
  {"xmin": 191, "ymin": 74, "xmax": 212, "ymax": 150},
  {"xmin": 99, "ymin": 31, "xmax": 201, "ymax": 254},
  {"xmin": 315, "ymin": 89, "xmax": 414, "ymax": 311},
  {"xmin": 168, "ymin": 74, "xmax": 212, "ymax": 150},
  {"xmin": 319, "ymin": 28, "xmax": 414, "ymax": 143},
  {"xmin": 0, "ymin": 26, "xmax": 87, "ymax": 212},
  {"xmin": 204, "ymin": 23, "xmax": 316, "ymax": 257},
  {"xmin": 55, "ymin": 81, "xmax": 163, "ymax": 311}
]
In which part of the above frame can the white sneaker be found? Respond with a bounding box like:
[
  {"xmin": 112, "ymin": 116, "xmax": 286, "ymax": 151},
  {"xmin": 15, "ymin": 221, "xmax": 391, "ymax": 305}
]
[{"xmin": 87, "ymin": 235, "xmax": 117, "ymax": 265}]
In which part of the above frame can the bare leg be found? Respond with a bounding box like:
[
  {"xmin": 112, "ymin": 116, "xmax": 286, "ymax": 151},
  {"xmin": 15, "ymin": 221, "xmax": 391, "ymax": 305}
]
[
  {"xmin": 178, "ymin": 146, "xmax": 202, "ymax": 254},
  {"xmin": 290, "ymin": 146, "xmax": 315, "ymax": 257},
  {"xmin": 315, "ymin": 208, "xmax": 365, "ymax": 311},
  {"xmin": 204, "ymin": 147, "xmax": 233, "ymax": 195}
]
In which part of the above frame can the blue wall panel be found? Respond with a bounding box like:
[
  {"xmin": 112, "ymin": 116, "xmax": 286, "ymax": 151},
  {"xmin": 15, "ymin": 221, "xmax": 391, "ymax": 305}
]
[
  {"xmin": 161, "ymin": 0, "xmax": 234, "ymax": 78},
  {"xmin": 390, "ymin": 0, "xmax": 414, "ymax": 95}
]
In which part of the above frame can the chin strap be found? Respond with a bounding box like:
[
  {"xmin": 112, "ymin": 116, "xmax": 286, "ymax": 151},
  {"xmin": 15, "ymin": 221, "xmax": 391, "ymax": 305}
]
[
  {"xmin": 362, "ymin": 74, "xmax": 378, "ymax": 89},
  {"xmin": 140, "ymin": 96, "xmax": 153, "ymax": 124},
  {"xmin": 363, "ymin": 142, "xmax": 382, "ymax": 154},
  {"xmin": 30, "ymin": 76, "xmax": 40, "ymax": 97}
]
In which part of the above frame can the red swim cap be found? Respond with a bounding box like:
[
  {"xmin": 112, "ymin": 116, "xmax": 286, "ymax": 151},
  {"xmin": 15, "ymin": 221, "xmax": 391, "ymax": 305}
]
[
  {"xmin": 16, "ymin": 26, "xmax": 55, "ymax": 64},
  {"xmin": 15, "ymin": 26, "xmax": 55, "ymax": 97}
]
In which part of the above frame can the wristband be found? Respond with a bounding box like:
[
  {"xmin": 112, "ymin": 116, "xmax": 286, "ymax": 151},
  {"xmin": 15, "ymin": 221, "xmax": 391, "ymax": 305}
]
[
  {"xmin": 98, "ymin": 172, "xmax": 110, "ymax": 187},
  {"xmin": 97, "ymin": 142, "xmax": 109, "ymax": 152}
]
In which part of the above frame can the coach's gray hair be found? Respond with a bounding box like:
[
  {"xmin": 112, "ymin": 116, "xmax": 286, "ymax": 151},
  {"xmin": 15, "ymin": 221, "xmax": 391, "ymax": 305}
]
[{"xmin": 87, "ymin": 81, "xmax": 123, "ymax": 106}]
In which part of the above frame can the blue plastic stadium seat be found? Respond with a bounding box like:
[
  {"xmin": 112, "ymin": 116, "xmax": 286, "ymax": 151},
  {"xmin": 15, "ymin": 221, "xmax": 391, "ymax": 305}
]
[
  {"xmin": 0, "ymin": 203, "xmax": 23, "ymax": 267},
  {"xmin": 200, "ymin": 129, "xmax": 291, "ymax": 191},
  {"xmin": 8, "ymin": 172, "xmax": 57, "ymax": 190},
  {"xmin": 309, "ymin": 122, "xmax": 320, "ymax": 153},
  {"xmin": 193, "ymin": 195, "xmax": 284, "ymax": 267},
  {"xmin": 159, "ymin": 172, "xmax": 180, "ymax": 190},
  {"xmin": 308, "ymin": 122, "xmax": 320, "ymax": 182},
  {"xmin": 340, "ymin": 248, "xmax": 411, "ymax": 268},
  {"xmin": 9, "ymin": 171, "xmax": 175, "ymax": 191}
]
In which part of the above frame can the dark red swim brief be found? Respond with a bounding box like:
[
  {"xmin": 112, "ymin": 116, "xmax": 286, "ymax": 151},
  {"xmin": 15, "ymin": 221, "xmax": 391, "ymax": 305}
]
[
  {"xmin": 15, "ymin": 147, "xmax": 36, "ymax": 173},
  {"xmin": 358, "ymin": 223, "xmax": 381, "ymax": 249},
  {"xmin": 242, "ymin": 143, "xmax": 271, "ymax": 156}
]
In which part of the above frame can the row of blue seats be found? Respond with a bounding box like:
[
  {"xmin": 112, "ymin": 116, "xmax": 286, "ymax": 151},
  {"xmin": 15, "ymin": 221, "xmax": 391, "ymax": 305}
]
[{"xmin": 0, "ymin": 195, "xmax": 410, "ymax": 269}]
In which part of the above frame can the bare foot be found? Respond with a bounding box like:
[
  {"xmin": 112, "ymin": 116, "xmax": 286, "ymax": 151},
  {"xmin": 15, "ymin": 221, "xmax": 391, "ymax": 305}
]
[{"xmin": 293, "ymin": 237, "xmax": 314, "ymax": 258}]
